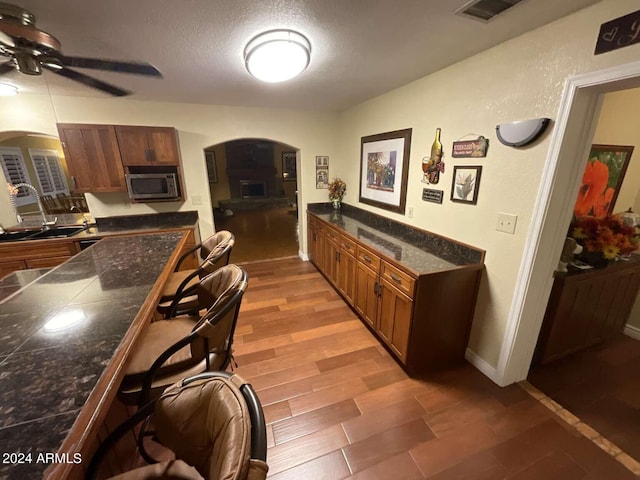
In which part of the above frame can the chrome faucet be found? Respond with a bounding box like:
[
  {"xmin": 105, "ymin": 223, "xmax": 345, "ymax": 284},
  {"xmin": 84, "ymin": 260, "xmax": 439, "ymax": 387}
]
[{"xmin": 12, "ymin": 183, "xmax": 57, "ymax": 230}]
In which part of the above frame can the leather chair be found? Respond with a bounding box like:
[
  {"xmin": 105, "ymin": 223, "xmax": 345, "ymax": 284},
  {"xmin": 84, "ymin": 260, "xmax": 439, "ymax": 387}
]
[
  {"xmin": 87, "ymin": 372, "xmax": 268, "ymax": 480},
  {"xmin": 157, "ymin": 230, "xmax": 235, "ymax": 317},
  {"xmin": 119, "ymin": 264, "xmax": 248, "ymax": 407}
]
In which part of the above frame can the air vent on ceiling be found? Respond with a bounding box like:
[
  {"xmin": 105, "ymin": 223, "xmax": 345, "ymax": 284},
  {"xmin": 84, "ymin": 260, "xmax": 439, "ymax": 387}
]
[{"xmin": 455, "ymin": 0, "xmax": 525, "ymax": 22}]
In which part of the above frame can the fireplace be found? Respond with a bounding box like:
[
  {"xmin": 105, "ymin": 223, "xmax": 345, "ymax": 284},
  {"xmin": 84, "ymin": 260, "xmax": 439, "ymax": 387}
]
[{"xmin": 240, "ymin": 180, "xmax": 267, "ymax": 199}]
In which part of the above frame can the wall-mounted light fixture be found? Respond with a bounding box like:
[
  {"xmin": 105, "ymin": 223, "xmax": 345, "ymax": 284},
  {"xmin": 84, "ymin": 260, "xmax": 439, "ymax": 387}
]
[
  {"xmin": 496, "ymin": 118, "xmax": 550, "ymax": 147},
  {"xmin": 244, "ymin": 29, "xmax": 311, "ymax": 83},
  {"xmin": 0, "ymin": 82, "xmax": 18, "ymax": 96}
]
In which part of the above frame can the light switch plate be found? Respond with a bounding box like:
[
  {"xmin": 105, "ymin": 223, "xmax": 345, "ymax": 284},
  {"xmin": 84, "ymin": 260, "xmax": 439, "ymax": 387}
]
[{"xmin": 497, "ymin": 212, "xmax": 517, "ymax": 234}]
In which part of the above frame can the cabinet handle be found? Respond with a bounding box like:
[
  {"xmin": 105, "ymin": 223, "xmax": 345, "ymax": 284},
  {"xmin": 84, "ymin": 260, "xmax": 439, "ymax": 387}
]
[
  {"xmin": 335, "ymin": 251, "xmax": 340, "ymax": 262},
  {"xmin": 71, "ymin": 176, "xmax": 77, "ymax": 189},
  {"xmin": 389, "ymin": 273, "xmax": 402, "ymax": 284},
  {"xmin": 363, "ymin": 255, "xmax": 372, "ymax": 264},
  {"xmin": 145, "ymin": 149, "xmax": 153, "ymax": 162},
  {"xmin": 373, "ymin": 282, "xmax": 378, "ymax": 295}
]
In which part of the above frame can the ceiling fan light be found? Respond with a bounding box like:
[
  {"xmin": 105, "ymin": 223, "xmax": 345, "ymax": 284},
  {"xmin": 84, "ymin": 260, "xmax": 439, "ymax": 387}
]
[
  {"xmin": 244, "ymin": 29, "xmax": 310, "ymax": 83},
  {"xmin": 0, "ymin": 82, "xmax": 18, "ymax": 96}
]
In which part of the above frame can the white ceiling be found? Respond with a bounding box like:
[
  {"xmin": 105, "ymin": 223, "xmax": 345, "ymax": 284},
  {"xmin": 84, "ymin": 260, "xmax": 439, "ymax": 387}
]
[{"xmin": 1, "ymin": 0, "xmax": 602, "ymax": 111}]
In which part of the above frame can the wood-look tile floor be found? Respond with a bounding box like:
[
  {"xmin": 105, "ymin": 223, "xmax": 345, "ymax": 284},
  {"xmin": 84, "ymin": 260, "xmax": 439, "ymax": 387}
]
[
  {"xmin": 233, "ymin": 257, "xmax": 638, "ymax": 479},
  {"xmin": 214, "ymin": 206, "xmax": 299, "ymax": 263},
  {"xmin": 528, "ymin": 334, "xmax": 640, "ymax": 466}
]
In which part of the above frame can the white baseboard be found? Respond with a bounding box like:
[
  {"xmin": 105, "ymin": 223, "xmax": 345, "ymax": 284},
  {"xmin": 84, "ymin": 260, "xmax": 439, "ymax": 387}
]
[
  {"xmin": 465, "ymin": 348, "xmax": 507, "ymax": 386},
  {"xmin": 624, "ymin": 323, "xmax": 640, "ymax": 340},
  {"xmin": 298, "ymin": 250, "xmax": 309, "ymax": 261}
]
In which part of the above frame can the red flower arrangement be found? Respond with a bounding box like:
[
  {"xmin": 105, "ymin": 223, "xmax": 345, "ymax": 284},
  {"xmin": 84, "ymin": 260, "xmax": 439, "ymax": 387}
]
[{"xmin": 571, "ymin": 215, "xmax": 639, "ymax": 260}]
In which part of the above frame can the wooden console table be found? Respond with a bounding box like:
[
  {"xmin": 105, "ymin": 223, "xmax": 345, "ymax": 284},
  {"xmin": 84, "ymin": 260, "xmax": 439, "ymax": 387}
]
[{"xmin": 534, "ymin": 254, "xmax": 640, "ymax": 365}]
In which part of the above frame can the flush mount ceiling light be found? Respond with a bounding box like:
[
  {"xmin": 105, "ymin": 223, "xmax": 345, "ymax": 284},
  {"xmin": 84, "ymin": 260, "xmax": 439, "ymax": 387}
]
[
  {"xmin": 0, "ymin": 82, "xmax": 18, "ymax": 96},
  {"xmin": 244, "ymin": 29, "xmax": 311, "ymax": 83}
]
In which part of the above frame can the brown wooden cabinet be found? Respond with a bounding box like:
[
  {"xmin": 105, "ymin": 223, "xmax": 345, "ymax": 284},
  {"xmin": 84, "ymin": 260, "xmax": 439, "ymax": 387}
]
[
  {"xmin": 57, "ymin": 123, "xmax": 127, "ymax": 193},
  {"xmin": 534, "ymin": 256, "xmax": 640, "ymax": 365},
  {"xmin": 0, "ymin": 238, "xmax": 78, "ymax": 278},
  {"xmin": 308, "ymin": 211, "xmax": 484, "ymax": 375},
  {"xmin": 115, "ymin": 126, "xmax": 181, "ymax": 166}
]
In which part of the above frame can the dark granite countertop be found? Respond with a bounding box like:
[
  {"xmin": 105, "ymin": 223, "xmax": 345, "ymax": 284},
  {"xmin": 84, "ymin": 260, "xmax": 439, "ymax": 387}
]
[
  {"xmin": 307, "ymin": 203, "xmax": 484, "ymax": 274},
  {"xmin": 0, "ymin": 268, "xmax": 50, "ymax": 303},
  {"xmin": 0, "ymin": 232, "xmax": 185, "ymax": 479},
  {"xmin": 4, "ymin": 211, "xmax": 199, "ymax": 244}
]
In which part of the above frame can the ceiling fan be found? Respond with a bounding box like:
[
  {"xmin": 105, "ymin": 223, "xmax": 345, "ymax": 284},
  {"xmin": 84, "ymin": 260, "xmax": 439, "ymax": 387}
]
[{"xmin": 0, "ymin": 2, "xmax": 162, "ymax": 96}]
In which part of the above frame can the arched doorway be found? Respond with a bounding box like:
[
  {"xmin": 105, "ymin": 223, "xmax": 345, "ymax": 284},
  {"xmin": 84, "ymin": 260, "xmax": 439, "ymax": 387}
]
[{"xmin": 203, "ymin": 138, "xmax": 299, "ymax": 263}]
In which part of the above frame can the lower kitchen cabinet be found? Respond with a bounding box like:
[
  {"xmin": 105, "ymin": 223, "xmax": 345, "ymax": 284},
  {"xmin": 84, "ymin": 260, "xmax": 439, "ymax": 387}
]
[{"xmin": 308, "ymin": 210, "xmax": 484, "ymax": 375}]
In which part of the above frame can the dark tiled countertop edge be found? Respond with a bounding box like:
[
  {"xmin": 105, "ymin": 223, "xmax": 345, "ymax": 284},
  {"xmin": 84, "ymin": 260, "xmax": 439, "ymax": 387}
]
[{"xmin": 307, "ymin": 202, "xmax": 485, "ymax": 267}]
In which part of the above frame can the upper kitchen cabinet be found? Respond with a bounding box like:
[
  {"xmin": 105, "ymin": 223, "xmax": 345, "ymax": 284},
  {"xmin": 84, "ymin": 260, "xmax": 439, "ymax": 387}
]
[
  {"xmin": 57, "ymin": 123, "xmax": 127, "ymax": 193},
  {"xmin": 115, "ymin": 126, "xmax": 181, "ymax": 166}
]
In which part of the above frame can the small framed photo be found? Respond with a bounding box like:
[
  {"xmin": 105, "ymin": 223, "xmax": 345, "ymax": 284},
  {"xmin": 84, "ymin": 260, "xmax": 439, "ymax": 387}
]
[
  {"xmin": 205, "ymin": 150, "xmax": 217, "ymax": 183},
  {"xmin": 315, "ymin": 156, "xmax": 329, "ymax": 188},
  {"xmin": 282, "ymin": 151, "xmax": 297, "ymax": 181},
  {"xmin": 451, "ymin": 165, "xmax": 482, "ymax": 205}
]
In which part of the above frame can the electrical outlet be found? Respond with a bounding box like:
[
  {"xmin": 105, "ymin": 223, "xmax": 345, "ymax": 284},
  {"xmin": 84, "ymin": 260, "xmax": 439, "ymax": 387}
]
[
  {"xmin": 407, "ymin": 206, "xmax": 414, "ymax": 218},
  {"xmin": 123, "ymin": 201, "xmax": 131, "ymax": 209},
  {"xmin": 192, "ymin": 195, "xmax": 203, "ymax": 205},
  {"xmin": 497, "ymin": 212, "xmax": 517, "ymax": 234}
]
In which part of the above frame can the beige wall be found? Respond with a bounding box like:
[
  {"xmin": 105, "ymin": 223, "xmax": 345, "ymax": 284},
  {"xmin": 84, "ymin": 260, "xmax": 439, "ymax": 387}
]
[
  {"xmin": 0, "ymin": 95, "xmax": 339, "ymax": 239},
  {"xmin": 334, "ymin": 0, "xmax": 640, "ymax": 366},
  {"xmin": 1, "ymin": 0, "xmax": 640, "ymax": 372}
]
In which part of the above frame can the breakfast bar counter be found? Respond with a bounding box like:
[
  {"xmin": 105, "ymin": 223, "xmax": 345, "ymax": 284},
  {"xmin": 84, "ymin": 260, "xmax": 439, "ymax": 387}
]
[{"xmin": 0, "ymin": 231, "xmax": 188, "ymax": 479}]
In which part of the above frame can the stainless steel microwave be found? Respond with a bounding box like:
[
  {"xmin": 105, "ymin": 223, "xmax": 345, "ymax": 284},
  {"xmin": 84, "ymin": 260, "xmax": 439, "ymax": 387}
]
[{"xmin": 125, "ymin": 173, "xmax": 179, "ymax": 200}]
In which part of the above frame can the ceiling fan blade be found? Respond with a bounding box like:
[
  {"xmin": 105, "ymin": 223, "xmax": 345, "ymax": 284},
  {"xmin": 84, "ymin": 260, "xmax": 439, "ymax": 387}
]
[
  {"xmin": 0, "ymin": 61, "xmax": 15, "ymax": 74},
  {"xmin": 56, "ymin": 55, "xmax": 162, "ymax": 77},
  {"xmin": 43, "ymin": 64, "xmax": 131, "ymax": 97}
]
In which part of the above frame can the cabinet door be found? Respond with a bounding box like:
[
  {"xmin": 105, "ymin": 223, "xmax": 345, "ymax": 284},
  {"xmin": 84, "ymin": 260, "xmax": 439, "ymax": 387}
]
[
  {"xmin": 336, "ymin": 249, "xmax": 356, "ymax": 304},
  {"xmin": 354, "ymin": 262, "xmax": 378, "ymax": 329},
  {"xmin": 324, "ymin": 235, "xmax": 339, "ymax": 285},
  {"xmin": 378, "ymin": 279, "xmax": 413, "ymax": 363},
  {"xmin": 116, "ymin": 126, "xmax": 180, "ymax": 166},
  {"xmin": 148, "ymin": 127, "xmax": 181, "ymax": 165},
  {"xmin": 0, "ymin": 260, "xmax": 27, "ymax": 279},
  {"xmin": 308, "ymin": 221, "xmax": 320, "ymax": 265},
  {"xmin": 57, "ymin": 124, "xmax": 126, "ymax": 193}
]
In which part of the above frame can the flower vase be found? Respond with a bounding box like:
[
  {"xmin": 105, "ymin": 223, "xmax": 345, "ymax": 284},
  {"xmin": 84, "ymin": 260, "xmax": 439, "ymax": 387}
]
[
  {"xmin": 580, "ymin": 251, "xmax": 609, "ymax": 269},
  {"xmin": 332, "ymin": 199, "xmax": 341, "ymax": 210}
]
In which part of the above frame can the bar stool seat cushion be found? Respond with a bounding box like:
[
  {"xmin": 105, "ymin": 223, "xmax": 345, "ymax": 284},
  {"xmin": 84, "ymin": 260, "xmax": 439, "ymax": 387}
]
[
  {"xmin": 121, "ymin": 317, "xmax": 202, "ymax": 388},
  {"xmin": 108, "ymin": 460, "xmax": 203, "ymax": 479}
]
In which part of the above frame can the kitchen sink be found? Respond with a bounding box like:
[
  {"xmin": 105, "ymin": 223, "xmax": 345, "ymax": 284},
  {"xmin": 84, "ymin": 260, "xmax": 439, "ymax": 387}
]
[
  {"xmin": 26, "ymin": 226, "xmax": 86, "ymax": 239},
  {"xmin": 0, "ymin": 230, "xmax": 39, "ymax": 242},
  {"xmin": 0, "ymin": 226, "xmax": 86, "ymax": 243}
]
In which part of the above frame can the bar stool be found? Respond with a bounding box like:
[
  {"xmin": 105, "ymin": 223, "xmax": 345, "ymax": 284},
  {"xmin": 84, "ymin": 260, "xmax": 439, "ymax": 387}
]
[
  {"xmin": 119, "ymin": 264, "xmax": 248, "ymax": 407},
  {"xmin": 157, "ymin": 230, "xmax": 234, "ymax": 317},
  {"xmin": 87, "ymin": 372, "xmax": 268, "ymax": 480}
]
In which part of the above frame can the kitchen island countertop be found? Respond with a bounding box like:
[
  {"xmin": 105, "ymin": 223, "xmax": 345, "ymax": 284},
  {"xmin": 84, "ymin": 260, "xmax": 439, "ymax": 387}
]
[{"xmin": 0, "ymin": 231, "xmax": 187, "ymax": 479}]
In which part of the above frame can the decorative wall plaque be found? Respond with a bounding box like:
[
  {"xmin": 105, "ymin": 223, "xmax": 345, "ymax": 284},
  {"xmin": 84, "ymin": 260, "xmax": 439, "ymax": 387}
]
[
  {"xmin": 595, "ymin": 9, "xmax": 640, "ymax": 55},
  {"xmin": 451, "ymin": 136, "xmax": 488, "ymax": 158},
  {"xmin": 422, "ymin": 188, "xmax": 443, "ymax": 204}
]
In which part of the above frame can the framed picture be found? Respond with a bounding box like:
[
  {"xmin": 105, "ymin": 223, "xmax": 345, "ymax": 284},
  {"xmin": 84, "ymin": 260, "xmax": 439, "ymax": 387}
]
[
  {"xmin": 359, "ymin": 128, "xmax": 412, "ymax": 214},
  {"xmin": 205, "ymin": 150, "xmax": 217, "ymax": 183},
  {"xmin": 573, "ymin": 144, "xmax": 634, "ymax": 217},
  {"xmin": 282, "ymin": 151, "xmax": 297, "ymax": 181},
  {"xmin": 451, "ymin": 165, "xmax": 482, "ymax": 205},
  {"xmin": 315, "ymin": 156, "xmax": 329, "ymax": 188}
]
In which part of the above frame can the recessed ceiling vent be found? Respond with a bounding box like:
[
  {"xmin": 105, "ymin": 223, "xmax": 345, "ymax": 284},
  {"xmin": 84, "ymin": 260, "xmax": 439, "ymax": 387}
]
[{"xmin": 455, "ymin": 0, "xmax": 526, "ymax": 22}]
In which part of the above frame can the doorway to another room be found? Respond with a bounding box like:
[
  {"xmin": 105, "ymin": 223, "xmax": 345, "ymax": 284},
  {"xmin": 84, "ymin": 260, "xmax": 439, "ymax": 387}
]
[{"xmin": 204, "ymin": 138, "xmax": 299, "ymax": 263}]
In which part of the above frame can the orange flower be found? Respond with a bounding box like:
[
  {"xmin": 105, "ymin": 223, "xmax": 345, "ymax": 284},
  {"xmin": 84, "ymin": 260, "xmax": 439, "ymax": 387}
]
[
  {"xmin": 593, "ymin": 187, "xmax": 614, "ymax": 218},
  {"xmin": 573, "ymin": 160, "xmax": 609, "ymax": 217}
]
